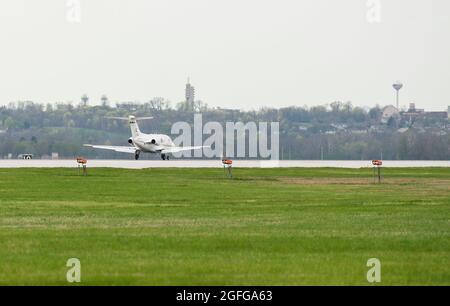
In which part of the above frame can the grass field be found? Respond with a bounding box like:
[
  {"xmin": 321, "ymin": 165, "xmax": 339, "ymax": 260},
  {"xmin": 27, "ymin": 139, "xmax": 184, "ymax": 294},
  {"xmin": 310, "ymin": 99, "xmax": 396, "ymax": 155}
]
[{"xmin": 0, "ymin": 167, "xmax": 449, "ymax": 285}]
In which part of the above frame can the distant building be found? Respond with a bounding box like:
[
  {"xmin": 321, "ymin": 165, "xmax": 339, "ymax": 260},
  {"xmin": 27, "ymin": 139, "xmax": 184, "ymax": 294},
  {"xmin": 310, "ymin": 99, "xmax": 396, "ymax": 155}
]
[
  {"xmin": 381, "ymin": 105, "xmax": 400, "ymax": 124},
  {"xmin": 116, "ymin": 102, "xmax": 139, "ymax": 112},
  {"xmin": 185, "ymin": 78, "xmax": 195, "ymax": 106},
  {"xmin": 407, "ymin": 103, "xmax": 424, "ymax": 113},
  {"xmin": 216, "ymin": 107, "xmax": 240, "ymax": 113},
  {"xmin": 423, "ymin": 111, "xmax": 448, "ymax": 120},
  {"xmin": 401, "ymin": 103, "xmax": 448, "ymax": 122},
  {"xmin": 402, "ymin": 103, "xmax": 425, "ymax": 122}
]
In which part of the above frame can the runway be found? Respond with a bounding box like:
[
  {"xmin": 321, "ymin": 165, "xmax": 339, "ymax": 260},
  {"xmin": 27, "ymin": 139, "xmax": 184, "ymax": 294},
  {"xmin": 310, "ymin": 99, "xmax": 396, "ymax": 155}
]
[{"xmin": 0, "ymin": 160, "xmax": 449, "ymax": 169}]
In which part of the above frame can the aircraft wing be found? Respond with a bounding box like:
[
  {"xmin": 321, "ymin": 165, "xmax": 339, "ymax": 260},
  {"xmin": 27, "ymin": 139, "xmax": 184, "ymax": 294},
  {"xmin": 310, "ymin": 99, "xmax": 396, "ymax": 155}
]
[
  {"xmin": 161, "ymin": 146, "xmax": 208, "ymax": 154},
  {"xmin": 83, "ymin": 144, "xmax": 137, "ymax": 154}
]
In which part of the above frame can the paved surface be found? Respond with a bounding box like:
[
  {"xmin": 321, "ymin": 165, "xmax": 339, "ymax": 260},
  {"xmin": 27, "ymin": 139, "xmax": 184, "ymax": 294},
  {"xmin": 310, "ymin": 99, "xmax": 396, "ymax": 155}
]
[{"xmin": 0, "ymin": 160, "xmax": 449, "ymax": 169}]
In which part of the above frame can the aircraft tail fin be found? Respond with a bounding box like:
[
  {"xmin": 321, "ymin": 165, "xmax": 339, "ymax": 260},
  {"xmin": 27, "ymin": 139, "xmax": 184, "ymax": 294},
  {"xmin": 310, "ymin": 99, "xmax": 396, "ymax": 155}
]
[{"xmin": 106, "ymin": 116, "xmax": 153, "ymax": 138}]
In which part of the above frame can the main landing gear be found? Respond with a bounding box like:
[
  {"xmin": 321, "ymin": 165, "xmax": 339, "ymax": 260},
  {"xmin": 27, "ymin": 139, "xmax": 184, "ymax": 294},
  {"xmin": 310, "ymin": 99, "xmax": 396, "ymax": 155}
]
[{"xmin": 134, "ymin": 151, "xmax": 170, "ymax": 160}]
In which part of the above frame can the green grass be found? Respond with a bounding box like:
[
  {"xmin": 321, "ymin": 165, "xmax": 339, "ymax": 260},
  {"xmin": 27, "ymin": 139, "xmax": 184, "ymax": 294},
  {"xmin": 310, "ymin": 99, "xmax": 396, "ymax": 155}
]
[{"xmin": 0, "ymin": 167, "xmax": 449, "ymax": 285}]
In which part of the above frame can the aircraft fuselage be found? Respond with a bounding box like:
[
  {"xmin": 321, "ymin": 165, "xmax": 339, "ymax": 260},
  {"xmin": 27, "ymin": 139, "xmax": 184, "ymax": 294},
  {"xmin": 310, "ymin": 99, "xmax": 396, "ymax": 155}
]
[{"xmin": 131, "ymin": 133, "xmax": 175, "ymax": 153}]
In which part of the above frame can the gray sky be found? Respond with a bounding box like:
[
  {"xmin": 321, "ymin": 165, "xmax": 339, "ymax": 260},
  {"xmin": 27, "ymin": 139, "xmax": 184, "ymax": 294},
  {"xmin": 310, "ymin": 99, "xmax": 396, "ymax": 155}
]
[{"xmin": 0, "ymin": 0, "xmax": 449, "ymax": 110}]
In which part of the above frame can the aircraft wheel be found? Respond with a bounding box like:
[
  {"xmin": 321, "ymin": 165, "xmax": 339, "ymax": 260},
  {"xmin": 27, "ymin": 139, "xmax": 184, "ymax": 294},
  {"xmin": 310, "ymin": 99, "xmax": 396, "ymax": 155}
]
[
  {"xmin": 135, "ymin": 151, "xmax": 140, "ymax": 160},
  {"xmin": 161, "ymin": 154, "xmax": 166, "ymax": 160}
]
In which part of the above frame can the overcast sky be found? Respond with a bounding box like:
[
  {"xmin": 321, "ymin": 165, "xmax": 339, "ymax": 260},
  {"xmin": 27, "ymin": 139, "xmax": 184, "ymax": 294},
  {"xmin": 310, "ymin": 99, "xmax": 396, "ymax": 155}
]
[{"xmin": 0, "ymin": 0, "xmax": 449, "ymax": 110}]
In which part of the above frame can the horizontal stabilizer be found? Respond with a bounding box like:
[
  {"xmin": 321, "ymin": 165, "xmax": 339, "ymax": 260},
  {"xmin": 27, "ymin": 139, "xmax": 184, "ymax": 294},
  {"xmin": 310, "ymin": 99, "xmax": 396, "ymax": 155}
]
[
  {"xmin": 161, "ymin": 146, "xmax": 209, "ymax": 154},
  {"xmin": 83, "ymin": 144, "xmax": 137, "ymax": 154}
]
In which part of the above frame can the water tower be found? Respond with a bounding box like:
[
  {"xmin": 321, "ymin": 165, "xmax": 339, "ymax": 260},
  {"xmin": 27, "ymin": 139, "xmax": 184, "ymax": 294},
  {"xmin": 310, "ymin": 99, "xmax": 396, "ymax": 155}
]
[
  {"xmin": 81, "ymin": 94, "xmax": 89, "ymax": 107},
  {"xmin": 392, "ymin": 82, "xmax": 403, "ymax": 110},
  {"xmin": 101, "ymin": 95, "xmax": 109, "ymax": 107}
]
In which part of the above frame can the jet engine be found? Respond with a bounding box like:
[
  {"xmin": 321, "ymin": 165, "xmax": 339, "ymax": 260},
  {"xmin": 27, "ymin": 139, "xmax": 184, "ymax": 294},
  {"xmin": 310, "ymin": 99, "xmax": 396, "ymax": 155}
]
[{"xmin": 144, "ymin": 139, "xmax": 158, "ymax": 145}]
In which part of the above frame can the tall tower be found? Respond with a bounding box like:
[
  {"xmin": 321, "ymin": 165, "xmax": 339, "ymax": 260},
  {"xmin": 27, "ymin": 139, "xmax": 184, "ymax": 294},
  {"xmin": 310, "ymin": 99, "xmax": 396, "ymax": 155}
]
[
  {"xmin": 81, "ymin": 94, "xmax": 89, "ymax": 107},
  {"xmin": 185, "ymin": 78, "xmax": 195, "ymax": 107},
  {"xmin": 101, "ymin": 95, "xmax": 109, "ymax": 107},
  {"xmin": 392, "ymin": 81, "xmax": 403, "ymax": 110}
]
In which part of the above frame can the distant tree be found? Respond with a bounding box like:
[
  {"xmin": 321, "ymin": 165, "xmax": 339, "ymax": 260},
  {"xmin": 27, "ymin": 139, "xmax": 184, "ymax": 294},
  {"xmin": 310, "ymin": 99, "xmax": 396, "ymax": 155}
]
[
  {"xmin": 4, "ymin": 117, "xmax": 14, "ymax": 131},
  {"xmin": 387, "ymin": 116, "xmax": 398, "ymax": 129},
  {"xmin": 0, "ymin": 100, "xmax": 448, "ymax": 160},
  {"xmin": 352, "ymin": 107, "xmax": 367, "ymax": 123},
  {"xmin": 148, "ymin": 97, "xmax": 170, "ymax": 111},
  {"xmin": 397, "ymin": 134, "xmax": 408, "ymax": 159},
  {"xmin": 176, "ymin": 101, "xmax": 192, "ymax": 112},
  {"xmin": 330, "ymin": 101, "xmax": 343, "ymax": 113},
  {"xmin": 194, "ymin": 100, "xmax": 208, "ymax": 112},
  {"xmin": 369, "ymin": 106, "xmax": 381, "ymax": 120},
  {"xmin": 343, "ymin": 101, "xmax": 353, "ymax": 113}
]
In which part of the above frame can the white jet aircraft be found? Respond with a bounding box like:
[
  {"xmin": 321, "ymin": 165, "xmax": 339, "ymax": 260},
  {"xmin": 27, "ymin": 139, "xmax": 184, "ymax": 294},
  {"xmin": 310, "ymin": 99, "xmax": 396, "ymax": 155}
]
[{"xmin": 84, "ymin": 115, "xmax": 207, "ymax": 160}]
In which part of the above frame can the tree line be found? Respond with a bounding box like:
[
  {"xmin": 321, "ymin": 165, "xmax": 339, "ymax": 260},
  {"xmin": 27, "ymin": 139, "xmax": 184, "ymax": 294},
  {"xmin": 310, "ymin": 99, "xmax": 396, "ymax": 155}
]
[{"xmin": 0, "ymin": 100, "xmax": 449, "ymax": 160}]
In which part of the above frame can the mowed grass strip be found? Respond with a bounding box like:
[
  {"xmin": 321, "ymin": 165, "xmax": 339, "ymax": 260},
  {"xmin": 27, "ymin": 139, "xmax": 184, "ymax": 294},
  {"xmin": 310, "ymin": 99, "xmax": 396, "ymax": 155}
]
[{"xmin": 0, "ymin": 167, "xmax": 449, "ymax": 285}]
